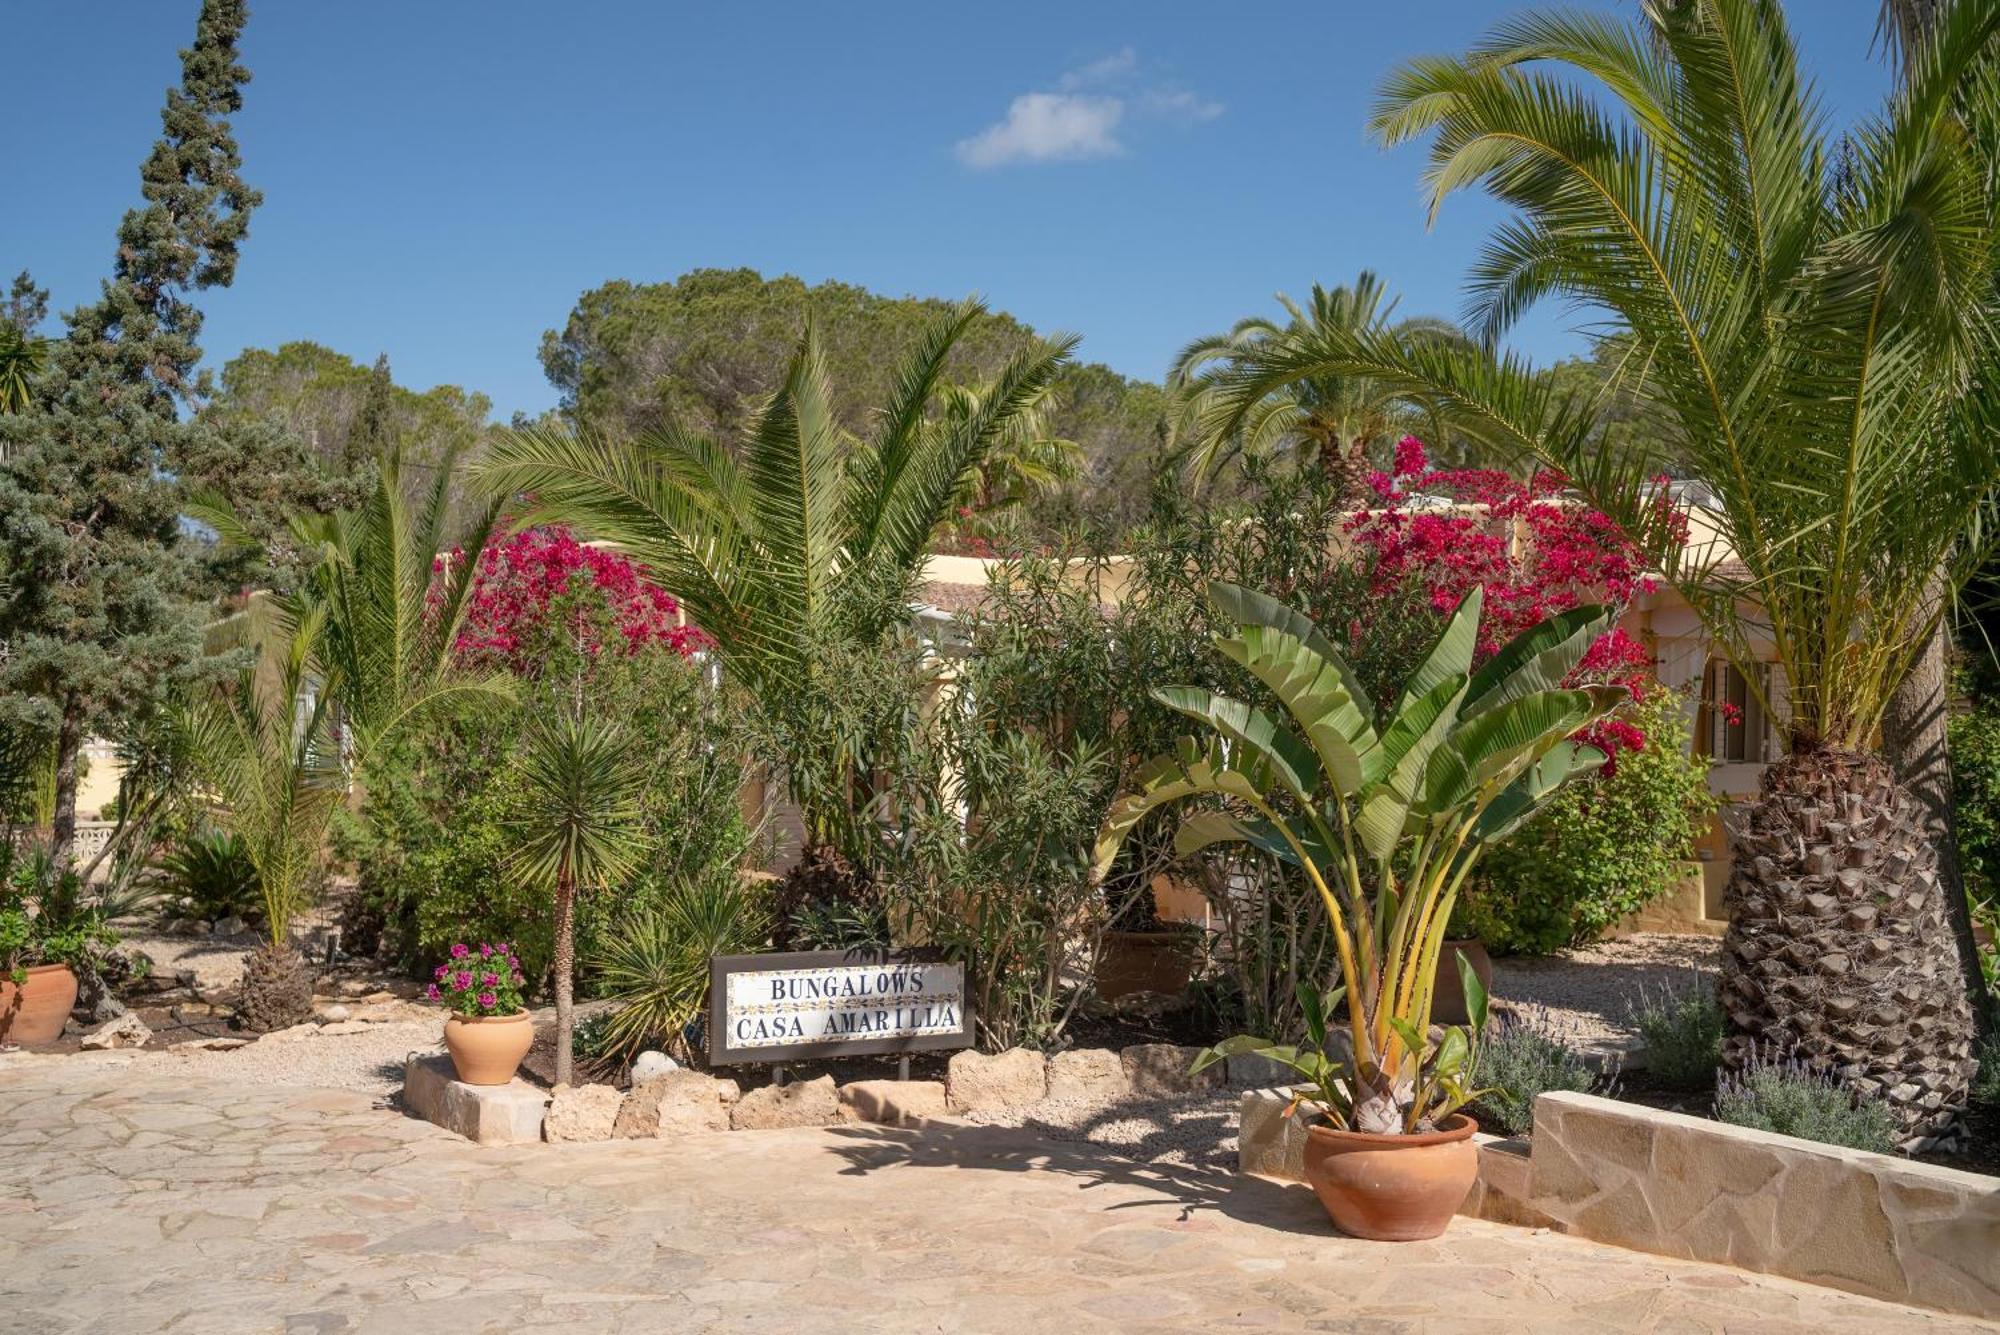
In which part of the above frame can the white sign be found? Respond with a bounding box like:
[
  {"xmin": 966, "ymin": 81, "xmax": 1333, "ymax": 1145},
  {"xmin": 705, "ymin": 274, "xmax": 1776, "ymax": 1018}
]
[{"xmin": 708, "ymin": 952, "xmax": 970, "ymax": 1063}]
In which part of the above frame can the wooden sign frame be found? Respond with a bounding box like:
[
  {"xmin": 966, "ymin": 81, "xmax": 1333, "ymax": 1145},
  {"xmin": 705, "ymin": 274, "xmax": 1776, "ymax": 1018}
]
[{"xmin": 706, "ymin": 948, "xmax": 973, "ymax": 1066}]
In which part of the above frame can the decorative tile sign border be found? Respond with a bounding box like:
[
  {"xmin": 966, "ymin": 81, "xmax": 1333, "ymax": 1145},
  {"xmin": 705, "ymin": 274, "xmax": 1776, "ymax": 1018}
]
[{"xmin": 707, "ymin": 949, "xmax": 972, "ymax": 1065}]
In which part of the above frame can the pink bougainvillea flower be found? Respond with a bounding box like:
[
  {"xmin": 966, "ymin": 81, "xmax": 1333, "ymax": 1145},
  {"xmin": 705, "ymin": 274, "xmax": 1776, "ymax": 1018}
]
[{"xmin": 1393, "ymin": 435, "xmax": 1428, "ymax": 478}]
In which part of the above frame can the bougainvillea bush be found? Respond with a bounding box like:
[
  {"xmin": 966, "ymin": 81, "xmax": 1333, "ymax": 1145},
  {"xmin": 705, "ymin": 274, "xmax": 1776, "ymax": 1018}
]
[
  {"xmin": 448, "ymin": 525, "xmax": 707, "ymax": 677},
  {"xmin": 426, "ymin": 941, "xmax": 527, "ymax": 1018},
  {"xmin": 1349, "ymin": 437, "xmax": 1658, "ymax": 766},
  {"xmin": 341, "ymin": 535, "xmax": 754, "ymax": 986}
]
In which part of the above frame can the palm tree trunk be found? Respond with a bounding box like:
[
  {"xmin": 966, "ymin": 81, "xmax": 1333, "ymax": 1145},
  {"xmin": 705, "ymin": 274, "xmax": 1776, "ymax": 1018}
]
[
  {"xmin": 48, "ymin": 694, "xmax": 82, "ymax": 874},
  {"xmin": 553, "ymin": 870, "xmax": 576, "ymax": 1087},
  {"xmin": 1881, "ymin": 590, "xmax": 1995, "ymax": 1038}
]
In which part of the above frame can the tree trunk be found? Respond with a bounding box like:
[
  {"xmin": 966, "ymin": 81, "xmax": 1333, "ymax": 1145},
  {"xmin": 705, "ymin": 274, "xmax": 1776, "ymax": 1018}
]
[
  {"xmin": 553, "ymin": 871, "xmax": 576, "ymax": 1088},
  {"xmin": 48, "ymin": 694, "xmax": 82, "ymax": 875},
  {"xmin": 1880, "ymin": 589, "xmax": 1994, "ymax": 1038}
]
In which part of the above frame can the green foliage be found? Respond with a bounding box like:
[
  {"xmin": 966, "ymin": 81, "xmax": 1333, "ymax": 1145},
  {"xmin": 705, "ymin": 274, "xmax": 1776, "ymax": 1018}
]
[
  {"xmin": 1627, "ymin": 979, "xmax": 1724, "ymax": 1091},
  {"xmin": 0, "ymin": 0, "xmax": 261, "ymax": 861},
  {"xmin": 1107, "ymin": 580, "xmax": 1623, "ymax": 1133},
  {"xmin": 1464, "ymin": 690, "xmax": 1714, "ymax": 954},
  {"xmin": 1169, "ymin": 271, "xmax": 1467, "ymax": 482},
  {"xmin": 536, "ymin": 268, "xmax": 1166, "ymax": 543},
  {"xmin": 0, "ymin": 849, "xmax": 117, "ymax": 984},
  {"xmin": 1948, "ymin": 694, "xmax": 2000, "ymax": 910},
  {"xmin": 483, "ymin": 300, "xmax": 1074, "ymax": 870},
  {"xmin": 590, "ymin": 877, "xmax": 770, "ymax": 1061},
  {"xmin": 154, "ymin": 828, "xmax": 262, "ymax": 926},
  {"xmin": 1254, "ymin": 0, "xmax": 2000, "ymax": 754},
  {"xmin": 1470, "ymin": 1010, "xmax": 1607, "ymax": 1135},
  {"xmin": 1715, "ymin": 1050, "xmax": 1898, "ymax": 1153},
  {"xmin": 1974, "ymin": 1033, "xmax": 2000, "ymax": 1107}
]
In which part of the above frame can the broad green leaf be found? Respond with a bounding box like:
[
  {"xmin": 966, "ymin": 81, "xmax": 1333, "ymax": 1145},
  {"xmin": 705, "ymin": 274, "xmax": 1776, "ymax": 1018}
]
[
  {"xmin": 1455, "ymin": 952, "xmax": 1490, "ymax": 1033},
  {"xmin": 1151, "ymin": 685, "xmax": 1323, "ymax": 809},
  {"xmin": 1208, "ymin": 581, "xmax": 1375, "ymax": 730},
  {"xmin": 1393, "ymin": 585, "xmax": 1482, "ymax": 715},
  {"xmin": 1462, "ymin": 604, "xmax": 1613, "ymax": 719},
  {"xmin": 1355, "ymin": 676, "xmax": 1468, "ymax": 860}
]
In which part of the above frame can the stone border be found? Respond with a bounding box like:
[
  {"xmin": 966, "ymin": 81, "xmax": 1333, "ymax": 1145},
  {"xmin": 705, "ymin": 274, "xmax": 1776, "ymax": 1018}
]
[
  {"xmin": 404, "ymin": 1042, "xmax": 1246, "ymax": 1146},
  {"xmin": 1238, "ymin": 1087, "xmax": 2000, "ymax": 1321}
]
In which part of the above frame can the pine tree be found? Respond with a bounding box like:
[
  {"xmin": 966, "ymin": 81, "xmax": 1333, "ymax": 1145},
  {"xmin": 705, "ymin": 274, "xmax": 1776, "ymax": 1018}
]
[
  {"xmin": 0, "ymin": 0, "xmax": 261, "ymax": 871},
  {"xmin": 348, "ymin": 352, "xmax": 395, "ymax": 467}
]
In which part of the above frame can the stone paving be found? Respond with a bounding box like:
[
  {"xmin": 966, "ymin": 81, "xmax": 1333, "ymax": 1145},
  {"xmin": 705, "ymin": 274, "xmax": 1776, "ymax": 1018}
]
[{"xmin": 0, "ymin": 1058, "xmax": 1991, "ymax": 1334}]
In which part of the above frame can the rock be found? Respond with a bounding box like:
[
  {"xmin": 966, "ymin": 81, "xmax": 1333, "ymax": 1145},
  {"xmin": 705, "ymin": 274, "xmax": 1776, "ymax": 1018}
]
[
  {"xmin": 338, "ymin": 979, "xmax": 375, "ymax": 998},
  {"xmin": 543, "ymin": 1083, "xmax": 622, "ymax": 1143},
  {"xmin": 88, "ymin": 995, "xmax": 129, "ymax": 1024},
  {"xmin": 946, "ymin": 1047, "xmax": 1048, "ymax": 1113},
  {"xmin": 1046, "ymin": 1048, "xmax": 1130, "ymax": 1103},
  {"xmin": 730, "ymin": 1075, "xmax": 842, "ymax": 1130},
  {"xmin": 259, "ymin": 1022, "xmax": 324, "ymax": 1044},
  {"xmin": 212, "ymin": 916, "xmax": 246, "ymax": 937},
  {"xmin": 79, "ymin": 1014, "xmax": 152, "ymax": 1051},
  {"xmin": 320, "ymin": 1003, "xmax": 352, "ymax": 1022},
  {"xmin": 839, "ymin": 1079, "xmax": 949, "ymax": 1127},
  {"xmin": 403, "ymin": 1054, "xmax": 547, "ymax": 1146},
  {"xmin": 348, "ymin": 1000, "xmax": 432, "ymax": 1025},
  {"xmin": 1119, "ymin": 1043, "xmax": 1219, "ymax": 1097},
  {"xmin": 1237, "ymin": 1088, "xmax": 1310, "ymax": 1180},
  {"xmin": 170, "ymin": 1036, "xmax": 250, "ymax": 1052},
  {"xmin": 630, "ymin": 1050, "xmax": 679, "ymax": 1085},
  {"xmin": 173, "ymin": 969, "xmax": 198, "ymax": 991},
  {"xmin": 615, "ymin": 1071, "xmax": 738, "ymax": 1137},
  {"xmin": 1110, "ymin": 989, "xmax": 1191, "ymax": 1020},
  {"xmin": 1225, "ymin": 1052, "xmax": 1294, "ymax": 1089}
]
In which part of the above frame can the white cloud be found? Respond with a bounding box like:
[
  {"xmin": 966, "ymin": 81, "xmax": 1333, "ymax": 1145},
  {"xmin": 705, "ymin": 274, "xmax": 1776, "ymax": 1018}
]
[
  {"xmin": 957, "ymin": 50, "xmax": 1221, "ymax": 170},
  {"xmin": 954, "ymin": 92, "xmax": 1125, "ymax": 168}
]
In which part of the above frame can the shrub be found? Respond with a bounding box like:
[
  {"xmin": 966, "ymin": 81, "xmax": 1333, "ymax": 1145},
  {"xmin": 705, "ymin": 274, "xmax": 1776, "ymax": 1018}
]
[
  {"xmin": 1470, "ymin": 1009, "xmax": 1610, "ymax": 1135},
  {"xmin": 1465, "ymin": 689, "xmax": 1714, "ymax": 955},
  {"xmin": 589, "ymin": 875, "xmax": 770, "ymax": 1061},
  {"xmin": 1715, "ymin": 1050, "xmax": 1898, "ymax": 1153},
  {"xmin": 1974, "ymin": 1033, "xmax": 2000, "ymax": 1109},
  {"xmin": 1626, "ymin": 977, "xmax": 1724, "ymax": 1090},
  {"xmin": 154, "ymin": 829, "xmax": 262, "ymax": 926}
]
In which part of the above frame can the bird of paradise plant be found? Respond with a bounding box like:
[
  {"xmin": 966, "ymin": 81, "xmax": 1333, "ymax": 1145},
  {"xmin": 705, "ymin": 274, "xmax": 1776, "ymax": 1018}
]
[{"xmin": 1094, "ymin": 581, "xmax": 1624, "ymax": 1134}]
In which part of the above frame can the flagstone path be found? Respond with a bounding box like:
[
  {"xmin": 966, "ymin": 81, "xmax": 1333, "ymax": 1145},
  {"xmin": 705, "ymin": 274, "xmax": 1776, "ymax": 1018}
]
[{"xmin": 0, "ymin": 1055, "xmax": 1989, "ymax": 1334}]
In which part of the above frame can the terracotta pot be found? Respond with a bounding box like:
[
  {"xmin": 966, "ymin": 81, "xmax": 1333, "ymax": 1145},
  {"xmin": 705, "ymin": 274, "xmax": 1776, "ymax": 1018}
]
[
  {"xmin": 1429, "ymin": 939, "xmax": 1493, "ymax": 1025},
  {"xmin": 1302, "ymin": 1113, "xmax": 1480, "ymax": 1241},
  {"xmin": 1094, "ymin": 929, "xmax": 1196, "ymax": 1001},
  {"xmin": 0, "ymin": 963, "xmax": 79, "ymax": 1047},
  {"xmin": 443, "ymin": 1010, "xmax": 533, "ymax": 1085}
]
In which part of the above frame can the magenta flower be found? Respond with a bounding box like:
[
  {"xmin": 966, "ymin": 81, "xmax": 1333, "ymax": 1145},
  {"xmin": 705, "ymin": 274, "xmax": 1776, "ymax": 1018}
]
[
  {"xmin": 479, "ymin": 944, "xmax": 493, "ymax": 958},
  {"xmin": 477, "ymin": 991, "xmax": 497, "ymax": 1009},
  {"xmin": 433, "ymin": 964, "xmax": 449, "ymax": 981},
  {"xmin": 454, "ymin": 970, "xmax": 473, "ymax": 989},
  {"xmin": 425, "ymin": 983, "xmax": 441, "ymax": 1000},
  {"xmin": 481, "ymin": 972, "xmax": 498, "ymax": 987},
  {"xmin": 450, "ymin": 943, "xmax": 470, "ymax": 959}
]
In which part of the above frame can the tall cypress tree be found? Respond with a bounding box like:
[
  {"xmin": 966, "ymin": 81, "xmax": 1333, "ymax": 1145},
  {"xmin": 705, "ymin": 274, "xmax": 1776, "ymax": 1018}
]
[{"xmin": 0, "ymin": 0, "xmax": 261, "ymax": 870}]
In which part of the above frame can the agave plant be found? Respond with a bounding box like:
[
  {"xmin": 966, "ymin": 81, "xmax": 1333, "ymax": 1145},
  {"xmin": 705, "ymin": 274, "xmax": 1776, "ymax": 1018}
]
[{"xmin": 1094, "ymin": 582, "xmax": 1623, "ymax": 1134}]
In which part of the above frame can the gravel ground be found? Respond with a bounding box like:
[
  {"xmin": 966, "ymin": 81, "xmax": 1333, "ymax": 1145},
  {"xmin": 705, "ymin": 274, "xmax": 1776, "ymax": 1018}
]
[
  {"xmin": 963, "ymin": 1089, "xmax": 1242, "ymax": 1170},
  {"xmin": 1491, "ymin": 931, "xmax": 1719, "ymax": 1056},
  {"xmin": 116, "ymin": 927, "xmax": 260, "ymax": 991}
]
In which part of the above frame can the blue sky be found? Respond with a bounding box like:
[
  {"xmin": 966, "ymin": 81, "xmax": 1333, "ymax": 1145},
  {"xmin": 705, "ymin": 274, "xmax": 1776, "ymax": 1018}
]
[{"xmin": 8, "ymin": 2, "xmax": 1893, "ymax": 421}]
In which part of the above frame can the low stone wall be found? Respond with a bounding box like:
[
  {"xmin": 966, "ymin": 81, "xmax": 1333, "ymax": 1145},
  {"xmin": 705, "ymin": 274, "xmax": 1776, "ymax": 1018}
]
[{"xmin": 1237, "ymin": 1087, "xmax": 2000, "ymax": 1321}]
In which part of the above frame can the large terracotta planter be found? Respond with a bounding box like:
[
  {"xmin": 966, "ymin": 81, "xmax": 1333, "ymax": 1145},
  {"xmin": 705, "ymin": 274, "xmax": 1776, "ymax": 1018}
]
[
  {"xmin": 1429, "ymin": 939, "xmax": 1493, "ymax": 1026},
  {"xmin": 1094, "ymin": 928, "xmax": 1197, "ymax": 1001},
  {"xmin": 443, "ymin": 1010, "xmax": 533, "ymax": 1085},
  {"xmin": 0, "ymin": 963, "xmax": 79, "ymax": 1047},
  {"xmin": 1302, "ymin": 1113, "xmax": 1480, "ymax": 1241}
]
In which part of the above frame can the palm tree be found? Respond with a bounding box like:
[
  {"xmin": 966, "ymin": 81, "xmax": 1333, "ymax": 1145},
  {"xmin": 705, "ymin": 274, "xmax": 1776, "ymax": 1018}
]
[
  {"xmin": 180, "ymin": 607, "xmax": 346, "ymax": 1031},
  {"xmin": 509, "ymin": 710, "xmax": 647, "ymax": 1086},
  {"xmin": 187, "ymin": 446, "xmax": 511, "ymax": 1023},
  {"xmin": 0, "ymin": 326, "xmax": 42, "ymax": 418},
  {"xmin": 941, "ymin": 378, "xmax": 1082, "ymax": 517},
  {"xmin": 1169, "ymin": 273, "xmax": 1460, "ymax": 485},
  {"xmin": 1204, "ymin": 0, "xmax": 2000, "ymax": 1148},
  {"xmin": 476, "ymin": 299, "xmax": 1075, "ymax": 865}
]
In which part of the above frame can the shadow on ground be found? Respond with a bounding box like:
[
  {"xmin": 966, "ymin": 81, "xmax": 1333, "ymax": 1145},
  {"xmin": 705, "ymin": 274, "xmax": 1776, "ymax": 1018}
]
[{"xmin": 820, "ymin": 1114, "xmax": 1332, "ymax": 1238}]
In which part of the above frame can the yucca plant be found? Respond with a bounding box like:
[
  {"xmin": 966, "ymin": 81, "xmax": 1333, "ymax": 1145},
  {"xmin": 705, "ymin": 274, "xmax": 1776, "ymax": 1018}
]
[
  {"xmin": 509, "ymin": 710, "xmax": 649, "ymax": 1086},
  {"xmin": 1095, "ymin": 581, "xmax": 1622, "ymax": 1134},
  {"xmin": 476, "ymin": 300, "xmax": 1075, "ymax": 868},
  {"xmin": 590, "ymin": 875, "xmax": 770, "ymax": 1063},
  {"xmin": 1199, "ymin": 0, "xmax": 2000, "ymax": 1149}
]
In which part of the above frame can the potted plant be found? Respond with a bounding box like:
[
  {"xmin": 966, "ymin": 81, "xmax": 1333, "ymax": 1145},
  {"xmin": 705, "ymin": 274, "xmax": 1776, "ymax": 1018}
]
[
  {"xmin": 1094, "ymin": 878, "xmax": 1203, "ymax": 1002},
  {"xmin": 0, "ymin": 860, "xmax": 115, "ymax": 1047},
  {"xmin": 430, "ymin": 942, "xmax": 532, "ymax": 1084},
  {"xmin": 1096, "ymin": 583, "xmax": 1624, "ymax": 1239}
]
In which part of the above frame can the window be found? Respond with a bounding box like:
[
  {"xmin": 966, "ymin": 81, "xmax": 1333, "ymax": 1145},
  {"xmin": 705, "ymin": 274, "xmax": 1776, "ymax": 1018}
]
[{"xmin": 1696, "ymin": 659, "xmax": 1782, "ymax": 763}]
